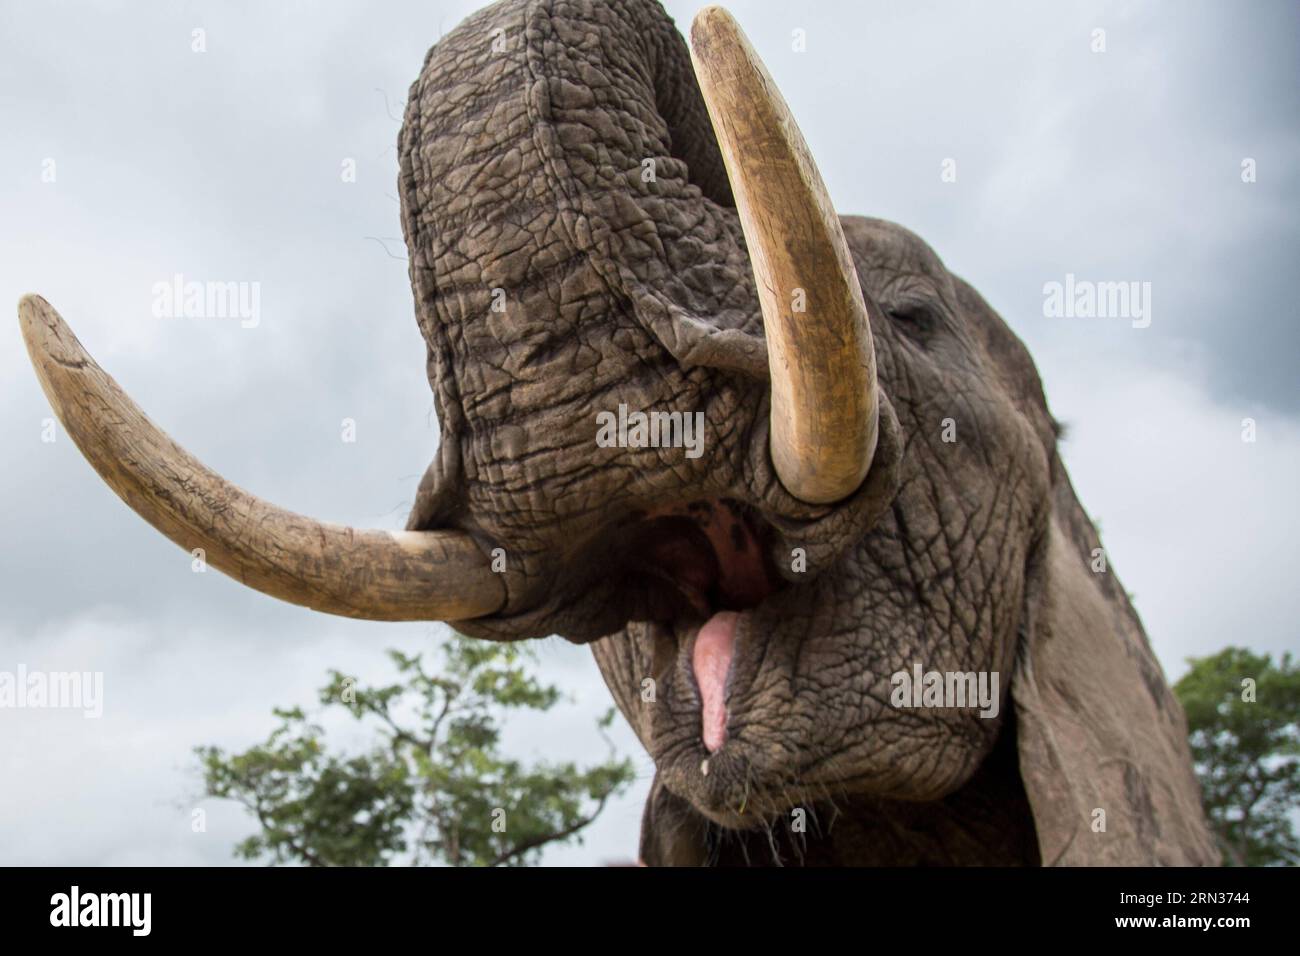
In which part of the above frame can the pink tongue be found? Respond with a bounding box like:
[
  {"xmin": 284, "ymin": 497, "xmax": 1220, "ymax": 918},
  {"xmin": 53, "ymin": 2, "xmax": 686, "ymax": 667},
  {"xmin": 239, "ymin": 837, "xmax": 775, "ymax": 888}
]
[{"xmin": 693, "ymin": 611, "xmax": 739, "ymax": 753}]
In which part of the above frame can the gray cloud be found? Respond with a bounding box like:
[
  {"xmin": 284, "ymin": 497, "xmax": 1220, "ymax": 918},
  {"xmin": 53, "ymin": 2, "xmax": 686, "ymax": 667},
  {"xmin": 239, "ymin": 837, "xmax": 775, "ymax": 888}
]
[{"xmin": 754, "ymin": 0, "xmax": 1300, "ymax": 413}]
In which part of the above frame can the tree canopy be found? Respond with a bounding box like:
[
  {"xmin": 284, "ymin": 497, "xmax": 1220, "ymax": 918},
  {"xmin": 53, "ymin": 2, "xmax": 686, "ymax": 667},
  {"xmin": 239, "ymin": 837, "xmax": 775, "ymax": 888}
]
[
  {"xmin": 1174, "ymin": 647, "xmax": 1300, "ymax": 866},
  {"xmin": 198, "ymin": 635, "xmax": 635, "ymax": 866}
]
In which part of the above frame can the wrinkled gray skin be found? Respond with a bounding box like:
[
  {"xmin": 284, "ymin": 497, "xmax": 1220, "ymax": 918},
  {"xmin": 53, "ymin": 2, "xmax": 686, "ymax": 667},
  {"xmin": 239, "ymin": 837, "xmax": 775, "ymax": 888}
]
[{"xmin": 399, "ymin": 0, "xmax": 1217, "ymax": 865}]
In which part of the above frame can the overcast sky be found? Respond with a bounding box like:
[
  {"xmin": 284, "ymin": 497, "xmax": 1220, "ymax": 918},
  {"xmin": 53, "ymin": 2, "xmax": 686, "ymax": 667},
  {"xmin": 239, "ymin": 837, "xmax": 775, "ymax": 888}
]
[{"xmin": 1, "ymin": 0, "xmax": 1296, "ymax": 866}]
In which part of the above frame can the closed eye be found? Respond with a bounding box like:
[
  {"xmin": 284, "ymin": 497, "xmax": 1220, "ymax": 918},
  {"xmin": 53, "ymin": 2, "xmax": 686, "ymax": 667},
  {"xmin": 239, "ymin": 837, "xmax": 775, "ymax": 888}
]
[{"xmin": 886, "ymin": 303, "xmax": 939, "ymax": 343}]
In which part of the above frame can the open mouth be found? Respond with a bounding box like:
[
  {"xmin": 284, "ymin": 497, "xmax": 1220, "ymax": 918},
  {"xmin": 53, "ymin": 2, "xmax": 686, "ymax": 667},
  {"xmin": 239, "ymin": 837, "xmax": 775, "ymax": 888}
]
[{"xmin": 620, "ymin": 499, "xmax": 783, "ymax": 757}]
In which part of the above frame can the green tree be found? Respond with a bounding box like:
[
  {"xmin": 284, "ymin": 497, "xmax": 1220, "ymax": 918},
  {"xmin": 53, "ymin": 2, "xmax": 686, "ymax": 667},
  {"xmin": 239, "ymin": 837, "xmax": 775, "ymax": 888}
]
[
  {"xmin": 1174, "ymin": 647, "xmax": 1300, "ymax": 866},
  {"xmin": 198, "ymin": 634, "xmax": 635, "ymax": 866}
]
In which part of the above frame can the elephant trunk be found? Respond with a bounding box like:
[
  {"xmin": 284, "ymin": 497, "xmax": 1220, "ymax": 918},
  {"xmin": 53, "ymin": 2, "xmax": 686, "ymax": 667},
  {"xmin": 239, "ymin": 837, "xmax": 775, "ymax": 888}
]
[{"xmin": 396, "ymin": 0, "xmax": 898, "ymax": 639}]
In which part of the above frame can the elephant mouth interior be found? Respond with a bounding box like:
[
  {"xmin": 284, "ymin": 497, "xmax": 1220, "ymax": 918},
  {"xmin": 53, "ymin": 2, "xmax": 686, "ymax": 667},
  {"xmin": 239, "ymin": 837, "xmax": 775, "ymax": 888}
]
[
  {"xmin": 623, "ymin": 500, "xmax": 779, "ymax": 619},
  {"xmin": 618, "ymin": 499, "xmax": 783, "ymax": 754}
]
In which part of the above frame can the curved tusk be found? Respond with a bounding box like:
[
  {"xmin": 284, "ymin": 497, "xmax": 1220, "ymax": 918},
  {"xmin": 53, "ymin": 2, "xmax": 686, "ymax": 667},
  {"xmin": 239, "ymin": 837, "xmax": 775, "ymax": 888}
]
[
  {"xmin": 18, "ymin": 294, "xmax": 504, "ymax": 622},
  {"xmin": 689, "ymin": 6, "xmax": 879, "ymax": 505}
]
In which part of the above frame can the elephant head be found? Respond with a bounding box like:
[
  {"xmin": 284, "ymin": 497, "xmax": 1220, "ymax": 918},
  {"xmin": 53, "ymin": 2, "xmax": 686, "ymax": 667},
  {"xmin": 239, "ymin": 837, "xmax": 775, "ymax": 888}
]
[{"xmin": 20, "ymin": 0, "xmax": 1216, "ymax": 866}]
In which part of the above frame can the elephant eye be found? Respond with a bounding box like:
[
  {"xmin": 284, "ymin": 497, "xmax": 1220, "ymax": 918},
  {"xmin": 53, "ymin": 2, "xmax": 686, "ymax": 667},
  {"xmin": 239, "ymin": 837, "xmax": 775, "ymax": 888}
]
[{"xmin": 886, "ymin": 303, "xmax": 939, "ymax": 342}]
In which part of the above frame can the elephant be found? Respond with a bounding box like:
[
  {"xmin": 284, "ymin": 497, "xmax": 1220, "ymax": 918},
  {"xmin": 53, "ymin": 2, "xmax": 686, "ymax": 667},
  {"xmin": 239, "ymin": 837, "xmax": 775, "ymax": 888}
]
[{"xmin": 19, "ymin": 0, "xmax": 1217, "ymax": 866}]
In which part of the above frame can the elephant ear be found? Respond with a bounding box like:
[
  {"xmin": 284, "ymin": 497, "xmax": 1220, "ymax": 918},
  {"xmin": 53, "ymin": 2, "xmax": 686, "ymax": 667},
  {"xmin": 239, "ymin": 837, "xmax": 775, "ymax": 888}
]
[{"xmin": 1012, "ymin": 469, "xmax": 1219, "ymax": 865}]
